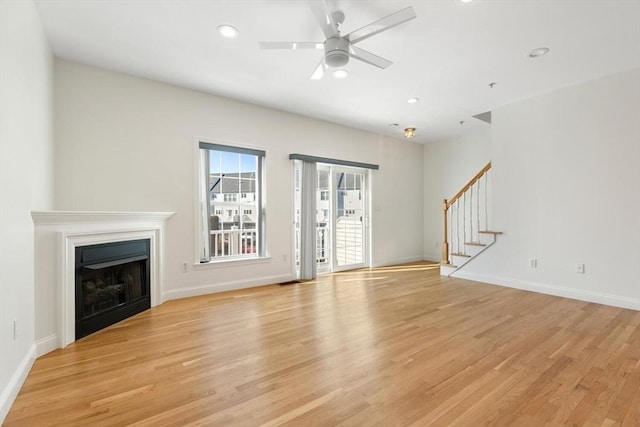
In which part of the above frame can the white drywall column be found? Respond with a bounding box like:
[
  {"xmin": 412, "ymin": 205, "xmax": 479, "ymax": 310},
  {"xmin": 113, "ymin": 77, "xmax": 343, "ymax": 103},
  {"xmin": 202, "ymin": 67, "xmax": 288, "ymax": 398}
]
[{"xmin": 0, "ymin": 0, "xmax": 54, "ymax": 421}]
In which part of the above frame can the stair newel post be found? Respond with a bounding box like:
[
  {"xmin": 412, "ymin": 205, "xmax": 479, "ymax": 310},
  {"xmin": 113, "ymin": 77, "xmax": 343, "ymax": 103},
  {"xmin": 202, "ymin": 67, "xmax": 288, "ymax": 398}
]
[{"xmin": 442, "ymin": 198, "xmax": 450, "ymax": 265}]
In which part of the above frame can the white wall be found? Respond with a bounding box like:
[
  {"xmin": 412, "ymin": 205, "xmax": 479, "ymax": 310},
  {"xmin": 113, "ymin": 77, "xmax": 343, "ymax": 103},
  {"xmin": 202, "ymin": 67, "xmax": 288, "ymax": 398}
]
[
  {"xmin": 0, "ymin": 0, "xmax": 53, "ymax": 422},
  {"xmin": 49, "ymin": 60, "xmax": 424, "ymax": 338},
  {"xmin": 455, "ymin": 68, "xmax": 640, "ymax": 309},
  {"xmin": 422, "ymin": 128, "xmax": 492, "ymax": 261}
]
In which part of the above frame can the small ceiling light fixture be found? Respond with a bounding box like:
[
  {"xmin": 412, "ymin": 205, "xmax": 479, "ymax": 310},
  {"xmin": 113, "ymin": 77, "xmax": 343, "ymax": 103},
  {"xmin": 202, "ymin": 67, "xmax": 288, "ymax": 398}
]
[
  {"xmin": 407, "ymin": 97, "xmax": 420, "ymax": 104},
  {"xmin": 217, "ymin": 25, "xmax": 239, "ymax": 39},
  {"xmin": 332, "ymin": 69, "xmax": 348, "ymax": 79},
  {"xmin": 404, "ymin": 127, "xmax": 416, "ymax": 139},
  {"xmin": 529, "ymin": 47, "xmax": 550, "ymax": 58}
]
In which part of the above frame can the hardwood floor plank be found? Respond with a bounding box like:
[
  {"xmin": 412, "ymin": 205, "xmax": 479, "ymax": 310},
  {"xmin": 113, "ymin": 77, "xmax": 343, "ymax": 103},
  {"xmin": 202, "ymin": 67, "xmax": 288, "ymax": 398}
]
[{"xmin": 4, "ymin": 262, "xmax": 639, "ymax": 426}]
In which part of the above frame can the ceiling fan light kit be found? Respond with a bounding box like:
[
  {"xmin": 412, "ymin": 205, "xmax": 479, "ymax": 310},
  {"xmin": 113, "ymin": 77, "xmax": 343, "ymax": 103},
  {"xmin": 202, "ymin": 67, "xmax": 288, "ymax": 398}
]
[
  {"xmin": 324, "ymin": 37, "xmax": 350, "ymax": 67},
  {"xmin": 259, "ymin": 1, "xmax": 416, "ymax": 79},
  {"xmin": 332, "ymin": 69, "xmax": 349, "ymax": 79}
]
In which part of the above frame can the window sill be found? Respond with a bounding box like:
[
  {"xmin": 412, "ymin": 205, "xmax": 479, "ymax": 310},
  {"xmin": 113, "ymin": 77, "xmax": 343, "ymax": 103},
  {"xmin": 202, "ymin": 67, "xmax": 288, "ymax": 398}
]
[{"xmin": 193, "ymin": 256, "xmax": 271, "ymax": 270}]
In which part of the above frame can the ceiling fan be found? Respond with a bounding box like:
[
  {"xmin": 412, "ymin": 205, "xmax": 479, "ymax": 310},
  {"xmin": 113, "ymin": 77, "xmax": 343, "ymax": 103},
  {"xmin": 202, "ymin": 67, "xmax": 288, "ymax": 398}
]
[{"xmin": 258, "ymin": 1, "xmax": 417, "ymax": 79}]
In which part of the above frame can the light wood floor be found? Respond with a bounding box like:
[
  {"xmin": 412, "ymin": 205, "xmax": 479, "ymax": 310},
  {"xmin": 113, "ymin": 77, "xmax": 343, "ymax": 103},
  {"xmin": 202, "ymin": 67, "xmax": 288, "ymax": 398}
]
[{"xmin": 5, "ymin": 262, "xmax": 640, "ymax": 426}]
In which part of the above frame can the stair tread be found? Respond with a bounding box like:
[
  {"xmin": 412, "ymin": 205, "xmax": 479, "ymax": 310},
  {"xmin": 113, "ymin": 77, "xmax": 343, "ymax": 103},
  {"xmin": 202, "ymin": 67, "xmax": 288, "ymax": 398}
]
[
  {"xmin": 440, "ymin": 262, "xmax": 458, "ymax": 268},
  {"xmin": 465, "ymin": 242, "xmax": 486, "ymax": 246},
  {"xmin": 478, "ymin": 230, "xmax": 503, "ymax": 234},
  {"xmin": 451, "ymin": 252, "xmax": 471, "ymax": 258}
]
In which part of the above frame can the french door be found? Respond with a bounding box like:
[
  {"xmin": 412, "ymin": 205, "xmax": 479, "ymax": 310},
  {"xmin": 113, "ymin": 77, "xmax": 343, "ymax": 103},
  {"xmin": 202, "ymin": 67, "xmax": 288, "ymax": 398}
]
[
  {"xmin": 331, "ymin": 167, "xmax": 367, "ymax": 272},
  {"xmin": 295, "ymin": 163, "xmax": 369, "ymax": 275}
]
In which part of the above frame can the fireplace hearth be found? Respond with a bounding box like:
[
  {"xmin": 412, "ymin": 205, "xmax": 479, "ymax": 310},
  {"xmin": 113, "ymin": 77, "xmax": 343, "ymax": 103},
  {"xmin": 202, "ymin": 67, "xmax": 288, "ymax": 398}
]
[{"xmin": 75, "ymin": 239, "xmax": 151, "ymax": 339}]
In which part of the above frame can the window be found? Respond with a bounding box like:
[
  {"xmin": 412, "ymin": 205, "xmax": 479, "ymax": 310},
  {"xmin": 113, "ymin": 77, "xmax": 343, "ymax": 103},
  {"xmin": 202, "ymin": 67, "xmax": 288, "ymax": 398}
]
[
  {"xmin": 320, "ymin": 190, "xmax": 329, "ymax": 201},
  {"xmin": 199, "ymin": 142, "xmax": 265, "ymax": 261}
]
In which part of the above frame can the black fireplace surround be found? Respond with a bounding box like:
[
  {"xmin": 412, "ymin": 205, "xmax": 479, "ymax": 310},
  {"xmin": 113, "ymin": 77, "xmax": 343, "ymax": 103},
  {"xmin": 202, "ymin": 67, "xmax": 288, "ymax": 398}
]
[{"xmin": 75, "ymin": 239, "xmax": 151, "ymax": 339}]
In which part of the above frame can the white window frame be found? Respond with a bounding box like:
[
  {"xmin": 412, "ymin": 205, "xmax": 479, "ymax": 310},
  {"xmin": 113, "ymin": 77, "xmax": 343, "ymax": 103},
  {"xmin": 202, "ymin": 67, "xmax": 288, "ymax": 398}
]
[{"xmin": 195, "ymin": 140, "xmax": 267, "ymax": 267}]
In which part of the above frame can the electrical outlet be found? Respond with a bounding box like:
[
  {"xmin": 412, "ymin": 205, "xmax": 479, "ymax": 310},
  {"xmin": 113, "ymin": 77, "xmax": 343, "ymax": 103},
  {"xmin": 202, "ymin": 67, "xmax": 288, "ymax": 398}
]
[
  {"xmin": 529, "ymin": 258, "xmax": 537, "ymax": 268},
  {"xmin": 182, "ymin": 262, "xmax": 189, "ymax": 273},
  {"xmin": 576, "ymin": 263, "xmax": 585, "ymax": 274}
]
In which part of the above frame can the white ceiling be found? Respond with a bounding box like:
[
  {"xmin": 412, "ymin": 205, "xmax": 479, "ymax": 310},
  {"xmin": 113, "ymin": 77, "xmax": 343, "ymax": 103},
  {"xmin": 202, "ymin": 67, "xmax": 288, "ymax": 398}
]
[{"xmin": 34, "ymin": 0, "xmax": 640, "ymax": 143}]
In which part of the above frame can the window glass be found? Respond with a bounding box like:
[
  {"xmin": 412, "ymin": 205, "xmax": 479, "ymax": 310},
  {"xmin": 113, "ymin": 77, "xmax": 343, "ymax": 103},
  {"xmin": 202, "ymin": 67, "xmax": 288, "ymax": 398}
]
[{"xmin": 199, "ymin": 143, "xmax": 264, "ymax": 261}]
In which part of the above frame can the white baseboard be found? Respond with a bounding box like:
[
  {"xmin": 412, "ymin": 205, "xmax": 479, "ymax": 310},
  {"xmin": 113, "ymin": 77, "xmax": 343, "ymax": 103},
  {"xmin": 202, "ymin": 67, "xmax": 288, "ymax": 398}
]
[
  {"xmin": 452, "ymin": 270, "xmax": 640, "ymax": 311},
  {"xmin": 162, "ymin": 273, "xmax": 296, "ymax": 301},
  {"xmin": 0, "ymin": 344, "xmax": 36, "ymax": 424},
  {"xmin": 35, "ymin": 334, "xmax": 58, "ymax": 357}
]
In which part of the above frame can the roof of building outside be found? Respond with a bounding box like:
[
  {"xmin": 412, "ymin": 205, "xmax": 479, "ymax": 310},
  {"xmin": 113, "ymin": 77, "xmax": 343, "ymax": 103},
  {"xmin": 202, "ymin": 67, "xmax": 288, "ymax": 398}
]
[{"xmin": 209, "ymin": 172, "xmax": 256, "ymax": 193}]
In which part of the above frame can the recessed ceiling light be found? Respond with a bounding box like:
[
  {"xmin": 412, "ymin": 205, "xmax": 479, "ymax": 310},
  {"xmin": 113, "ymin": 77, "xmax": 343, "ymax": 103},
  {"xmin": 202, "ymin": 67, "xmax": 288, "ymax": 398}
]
[
  {"xmin": 333, "ymin": 69, "xmax": 348, "ymax": 79},
  {"xmin": 529, "ymin": 47, "xmax": 550, "ymax": 58},
  {"xmin": 407, "ymin": 97, "xmax": 420, "ymax": 104},
  {"xmin": 217, "ymin": 25, "xmax": 239, "ymax": 39},
  {"xmin": 460, "ymin": 0, "xmax": 473, "ymax": 3}
]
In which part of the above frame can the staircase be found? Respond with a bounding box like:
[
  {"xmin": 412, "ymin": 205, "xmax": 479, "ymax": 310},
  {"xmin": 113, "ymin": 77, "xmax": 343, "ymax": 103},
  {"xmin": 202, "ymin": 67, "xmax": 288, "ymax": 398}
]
[{"xmin": 440, "ymin": 162, "xmax": 502, "ymax": 276}]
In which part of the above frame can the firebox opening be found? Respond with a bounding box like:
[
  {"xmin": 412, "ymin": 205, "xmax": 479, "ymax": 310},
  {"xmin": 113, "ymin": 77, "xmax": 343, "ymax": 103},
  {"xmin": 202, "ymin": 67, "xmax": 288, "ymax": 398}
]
[{"xmin": 75, "ymin": 239, "xmax": 151, "ymax": 339}]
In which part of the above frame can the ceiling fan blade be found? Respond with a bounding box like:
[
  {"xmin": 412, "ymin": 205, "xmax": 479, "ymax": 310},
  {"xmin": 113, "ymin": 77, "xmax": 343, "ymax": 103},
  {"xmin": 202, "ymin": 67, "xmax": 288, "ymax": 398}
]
[
  {"xmin": 258, "ymin": 42, "xmax": 323, "ymax": 50},
  {"xmin": 308, "ymin": 0, "xmax": 340, "ymax": 39},
  {"xmin": 348, "ymin": 46, "xmax": 393, "ymax": 69},
  {"xmin": 310, "ymin": 59, "xmax": 328, "ymax": 80},
  {"xmin": 346, "ymin": 6, "xmax": 416, "ymax": 44}
]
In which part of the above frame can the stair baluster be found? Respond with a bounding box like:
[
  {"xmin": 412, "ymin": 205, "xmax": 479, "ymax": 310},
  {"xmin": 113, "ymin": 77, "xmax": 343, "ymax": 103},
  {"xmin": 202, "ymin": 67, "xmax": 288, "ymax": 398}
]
[
  {"xmin": 476, "ymin": 180, "xmax": 480, "ymax": 242},
  {"xmin": 484, "ymin": 171, "xmax": 489, "ymax": 232}
]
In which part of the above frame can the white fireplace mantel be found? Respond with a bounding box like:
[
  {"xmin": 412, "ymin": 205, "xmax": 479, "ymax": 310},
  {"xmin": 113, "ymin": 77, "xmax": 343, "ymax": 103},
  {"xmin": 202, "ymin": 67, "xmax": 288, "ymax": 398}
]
[
  {"xmin": 31, "ymin": 210, "xmax": 175, "ymax": 225},
  {"xmin": 32, "ymin": 211, "xmax": 175, "ymax": 355}
]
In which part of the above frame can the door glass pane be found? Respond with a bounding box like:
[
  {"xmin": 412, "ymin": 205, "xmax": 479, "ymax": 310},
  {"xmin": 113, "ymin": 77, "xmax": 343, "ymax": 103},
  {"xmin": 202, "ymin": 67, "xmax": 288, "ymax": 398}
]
[
  {"xmin": 316, "ymin": 168, "xmax": 331, "ymax": 271},
  {"xmin": 335, "ymin": 171, "xmax": 365, "ymax": 267}
]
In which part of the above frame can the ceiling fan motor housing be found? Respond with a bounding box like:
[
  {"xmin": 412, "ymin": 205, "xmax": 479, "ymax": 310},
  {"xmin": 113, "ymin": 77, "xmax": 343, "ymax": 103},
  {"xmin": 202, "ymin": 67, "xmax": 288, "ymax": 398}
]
[{"xmin": 324, "ymin": 37, "xmax": 350, "ymax": 67}]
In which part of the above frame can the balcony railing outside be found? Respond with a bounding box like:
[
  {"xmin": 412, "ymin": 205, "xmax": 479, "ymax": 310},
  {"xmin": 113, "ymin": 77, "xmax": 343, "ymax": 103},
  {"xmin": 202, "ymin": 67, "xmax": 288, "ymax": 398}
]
[
  {"xmin": 294, "ymin": 220, "xmax": 364, "ymax": 269},
  {"xmin": 210, "ymin": 227, "xmax": 256, "ymax": 257},
  {"xmin": 295, "ymin": 224, "xmax": 330, "ymax": 268},
  {"xmin": 316, "ymin": 225, "xmax": 328, "ymax": 266}
]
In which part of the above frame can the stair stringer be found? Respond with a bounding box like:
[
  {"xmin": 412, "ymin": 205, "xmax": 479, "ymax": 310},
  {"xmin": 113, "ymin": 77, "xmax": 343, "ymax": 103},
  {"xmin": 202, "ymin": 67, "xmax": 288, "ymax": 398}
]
[{"xmin": 441, "ymin": 231, "xmax": 502, "ymax": 276}]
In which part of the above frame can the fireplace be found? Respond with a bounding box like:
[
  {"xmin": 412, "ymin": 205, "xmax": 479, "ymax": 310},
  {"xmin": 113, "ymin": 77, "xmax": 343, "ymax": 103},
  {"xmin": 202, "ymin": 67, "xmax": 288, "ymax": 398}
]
[{"xmin": 75, "ymin": 239, "xmax": 151, "ymax": 339}]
